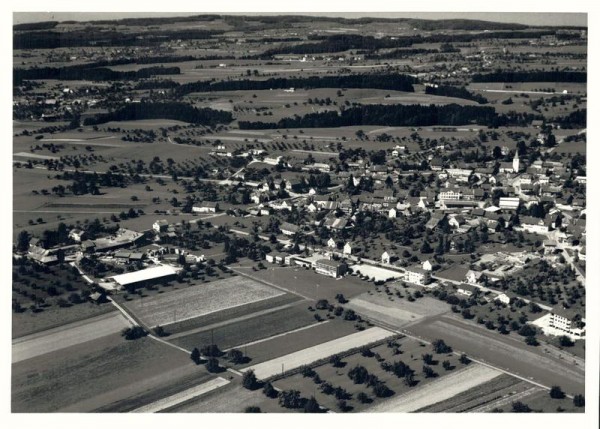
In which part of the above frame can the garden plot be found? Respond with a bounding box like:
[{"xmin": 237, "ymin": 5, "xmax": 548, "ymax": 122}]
[
  {"xmin": 241, "ymin": 326, "xmax": 394, "ymax": 380},
  {"xmin": 125, "ymin": 276, "xmax": 284, "ymax": 327},
  {"xmin": 350, "ymin": 264, "xmax": 403, "ymax": 282}
]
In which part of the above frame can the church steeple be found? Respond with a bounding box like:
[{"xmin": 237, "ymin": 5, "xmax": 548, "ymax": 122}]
[{"xmin": 513, "ymin": 151, "xmax": 520, "ymax": 173}]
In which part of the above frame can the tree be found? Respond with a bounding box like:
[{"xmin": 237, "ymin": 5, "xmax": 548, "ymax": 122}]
[
  {"xmin": 422, "ymin": 353, "xmax": 434, "ymax": 365},
  {"xmin": 304, "ymin": 396, "xmax": 322, "ymax": 413},
  {"xmin": 348, "ymin": 365, "xmax": 369, "ymax": 384},
  {"xmin": 423, "ymin": 365, "xmax": 438, "ymax": 378},
  {"xmin": 337, "ymin": 399, "xmax": 350, "ymax": 412},
  {"xmin": 442, "ymin": 360, "xmax": 453, "ymax": 370},
  {"xmin": 558, "ymin": 335, "xmax": 574, "ymax": 347},
  {"xmin": 511, "ymin": 401, "xmax": 532, "ymax": 413},
  {"xmin": 278, "ymin": 390, "xmax": 302, "ymax": 409},
  {"xmin": 153, "ymin": 325, "xmax": 167, "ymax": 337},
  {"xmin": 16, "ymin": 231, "xmax": 30, "ymax": 252},
  {"xmin": 227, "ymin": 348, "xmax": 245, "ymax": 364},
  {"xmin": 121, "ymin": 326, "xmax": 147, "ymax": 340},
  {"xmin": 459, "ymin": 354, "xmax": 471, "ymax": 365},
  {"xmin": 242, "ymin": 370, "xmax": 258, "ymax": 390},
  {"xmin": 190, "ymin": 347, "xmax": 201, "ymax": 365},
  {"xmin": 357, "ymin": 392, "xmax": 371, "ymax": 404},
  {"xmin": 244, "ymin": 406, "xmax": 261, "ymax": 413},
  {"xmin": 329, "ymin": 354, "xmax": 343, "ymax": 367},
  {"xmin": 525, "ymin": 336, "xmax": 539, "ymax": 346},
  {"xmin": 573, "ymin": 394, "xmax": 585, "ymax": 407},
  {"xmin": 549, "ymin": 386, "xmax": 565, "ymax": 399},
  {"xmin": 372, "ymin": 382, "xmax": 393, "ymax": 397},
  {"xmin": 205, "ymin": 357, "xmax": 220, "ymax": 373},
  {"xmin": 432, "ymin": 339, "xmax": 452, "ymax": 354}
]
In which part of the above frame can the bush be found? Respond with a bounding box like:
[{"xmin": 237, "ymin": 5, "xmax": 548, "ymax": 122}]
[
  {"xmin": 558, "ymin": 335, "xmax": 574, "ymax": 347},
  {"xmin": 190, "ymin": 347, "xmax": 201, "ymax": 364}
]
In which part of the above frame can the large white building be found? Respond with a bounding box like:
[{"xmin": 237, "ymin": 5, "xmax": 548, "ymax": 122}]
[{"xmin": 404, "ymin": 265, "xmax": 431, "ymax": 285}]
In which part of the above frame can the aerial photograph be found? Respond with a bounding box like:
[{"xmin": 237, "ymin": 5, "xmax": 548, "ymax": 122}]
[{"xmin": 10, "ymin": 9, "xmax": 591, "ymax": 417}]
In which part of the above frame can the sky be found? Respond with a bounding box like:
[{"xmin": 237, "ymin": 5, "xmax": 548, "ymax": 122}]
[{"xmin": 13, "ymin": 12, "xmax": 587, "ymax": 27}]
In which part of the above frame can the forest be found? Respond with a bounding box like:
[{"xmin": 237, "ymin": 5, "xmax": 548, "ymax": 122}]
[{"xmin": 82, "ymin": 102, "xmax": 233, "ymax": 126}]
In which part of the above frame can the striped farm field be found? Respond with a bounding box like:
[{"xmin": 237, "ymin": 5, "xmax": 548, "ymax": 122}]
[
  {"xmin": 125, "ymin": 276, "xmax": 285, "ymax": 328},
  {"xmin": 241, "ymin": 326, "xmax": 394, "ymax": 380}
]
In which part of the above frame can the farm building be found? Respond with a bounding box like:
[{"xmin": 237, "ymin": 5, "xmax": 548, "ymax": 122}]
[
  {"xmin": 107, "ymin": 264, "xmax": 180, "ymax": 290},
  {"xmin": 193, "ymin": 202, "xmax": 220, "ymax": 213},
  {"xmin": 314, "ymin": 259, "xmax": 348, "ymax": 278}
]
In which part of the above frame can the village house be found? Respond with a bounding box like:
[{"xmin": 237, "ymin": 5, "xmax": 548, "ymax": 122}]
[
  {"xmin": 381, "ymin": 250, "xmax": 396, "ymax": 265},
  {"xmin": 153, "ymin": 219, "xmax": 169, "ymax": 233},
  {"xmin": 457, "ymin": 283, "xmax": 479, "ymax": 297},
  {"xmin": 280, "ymin": 222, "xmax": 300, "ymax": 236},
  {"xmin": 327, "ymin": 238, "xmax": 337, "ymax": 249}
]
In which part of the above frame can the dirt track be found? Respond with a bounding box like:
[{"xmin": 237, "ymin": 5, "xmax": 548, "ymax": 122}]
[
  {"xmin": 12, "ymin": 311, "xmax": 129, "ymax": 363},
  {"xmin": 367, "ymin": 364, "xmax": 502, "ymax": 412}
]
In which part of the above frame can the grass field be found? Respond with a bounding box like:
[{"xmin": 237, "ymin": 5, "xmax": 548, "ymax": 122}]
[
  {"xmin": 170, "ymin": 301, "xmax": 316, "ymax": 352},
  {"xmin": 232, "ymin": 265, "xmax": 371, "ymax": 301},
  {"xmin": 347, "ymin": 293, "xmax": 450, "ymax": 329},
  {"xmin": 242, "ymin": 326, "xmax": 394, "ymax": 379},
  {"xmin": 124, "ymin": 275, "xmax": 285, "ymax": 328},
  {"xmin": 12, "ymin": 333, "xmax": 204, "ymax": 412},
  {"xmin": 12, "ymin": 301, "xmax": 114, "ymax": 339},
  {"xmin": 12, "ymin": 311, "xmax": 129, "ymax": 363}
]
